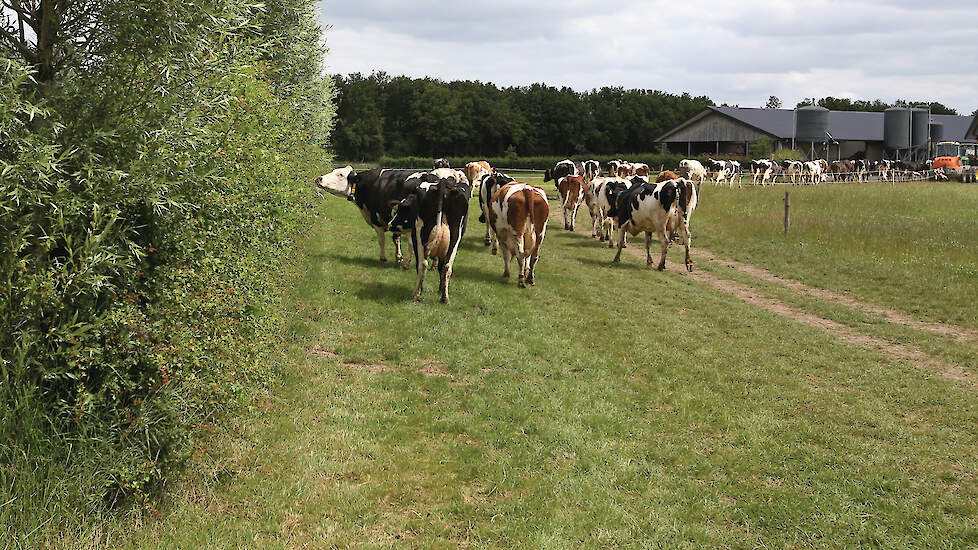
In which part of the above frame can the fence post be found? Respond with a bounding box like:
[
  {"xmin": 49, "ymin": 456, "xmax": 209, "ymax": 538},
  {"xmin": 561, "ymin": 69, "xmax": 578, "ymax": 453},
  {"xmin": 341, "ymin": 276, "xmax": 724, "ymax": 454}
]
[{"xmin": 784, "ymin": 191, "xmax": 790, "ymax": 235}]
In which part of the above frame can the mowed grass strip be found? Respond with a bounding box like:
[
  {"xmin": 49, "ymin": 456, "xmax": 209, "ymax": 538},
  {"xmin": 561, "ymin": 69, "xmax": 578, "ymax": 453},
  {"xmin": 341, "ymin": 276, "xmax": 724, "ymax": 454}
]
[
  {"xmin": 693, "ymin": 182, "xmax": 978, "ymax": 330},
  {"xmin": 90, "ymin": 179, "xmax": 978, "ymax": 549}
]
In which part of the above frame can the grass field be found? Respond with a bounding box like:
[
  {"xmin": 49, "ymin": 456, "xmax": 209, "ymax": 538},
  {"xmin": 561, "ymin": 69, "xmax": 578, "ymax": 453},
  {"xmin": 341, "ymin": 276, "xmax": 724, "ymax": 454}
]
[
  {"xmin": 48, "ymin": 176, "xmax": 978, "ymax": 549},
  {"xmin": 693, "ymin": 182, "xmax": 978, "ymax": 329}
]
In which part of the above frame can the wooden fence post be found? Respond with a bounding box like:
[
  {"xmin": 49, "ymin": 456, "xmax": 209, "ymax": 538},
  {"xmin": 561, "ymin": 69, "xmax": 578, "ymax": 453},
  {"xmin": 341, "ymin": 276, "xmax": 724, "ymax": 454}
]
[{"xmin": 784, "ymin": 191, "xmax": 790, "ymax": 235}]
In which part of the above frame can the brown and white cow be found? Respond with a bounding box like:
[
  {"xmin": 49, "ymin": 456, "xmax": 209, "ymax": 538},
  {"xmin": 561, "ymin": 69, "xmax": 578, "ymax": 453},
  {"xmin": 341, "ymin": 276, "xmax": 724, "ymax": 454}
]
[
  {"xmin": 656, "ymin": 170, "xmax": 679, "ymax": 182},
  {"xmin": 465, "ymin": 161, "xmax": 492, "ymax": 192},
  {"xmin": 632, "ymin": 163, "xmax": 651, "ymax": 177},
  {"xmin": 488, "ymin": 183, "xmax": 549, "ymax": 288},
  {"xmin": 616, "ymin": 162, "xmax": 634, "ymax": 178},
  {"xmin": 556, "ymin": 174, "xmax": 587, "ymax": 231}
]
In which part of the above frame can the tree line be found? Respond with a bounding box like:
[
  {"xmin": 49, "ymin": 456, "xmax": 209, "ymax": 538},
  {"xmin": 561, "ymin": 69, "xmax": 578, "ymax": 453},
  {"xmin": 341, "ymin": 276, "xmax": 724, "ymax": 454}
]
[{"xmin": 332, "ymin": 72, "xmax": 714, "ymax": 161}]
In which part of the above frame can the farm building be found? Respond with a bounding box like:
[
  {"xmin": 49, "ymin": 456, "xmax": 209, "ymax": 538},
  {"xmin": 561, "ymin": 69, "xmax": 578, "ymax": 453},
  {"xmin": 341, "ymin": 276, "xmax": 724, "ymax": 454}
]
[{"xmin": 657, "ymin": 106, "xmax": 977, "ymax": 161}]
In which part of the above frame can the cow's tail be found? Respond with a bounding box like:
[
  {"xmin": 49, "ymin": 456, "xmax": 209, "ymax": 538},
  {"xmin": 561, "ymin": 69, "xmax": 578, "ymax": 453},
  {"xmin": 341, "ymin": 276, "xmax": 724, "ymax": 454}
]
[{"xmin": 426, "ymin": 186, "xmax": 451, "ymax": 258}]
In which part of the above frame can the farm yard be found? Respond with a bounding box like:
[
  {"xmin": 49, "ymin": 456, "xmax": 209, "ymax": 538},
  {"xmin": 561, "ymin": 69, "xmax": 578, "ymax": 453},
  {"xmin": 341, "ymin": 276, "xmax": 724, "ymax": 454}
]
[{"xmin": 83, "ymin": 171, "xmax": 978, "ymax": 549}]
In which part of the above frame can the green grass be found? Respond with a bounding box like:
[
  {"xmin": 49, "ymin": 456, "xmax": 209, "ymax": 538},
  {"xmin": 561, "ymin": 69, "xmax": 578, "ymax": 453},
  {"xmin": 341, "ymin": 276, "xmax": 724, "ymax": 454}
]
[
  {"xmin": 694, "ymin": 182, "xmax": 978, "ymax": 329},
  {"xmin": 46, "ymin": 175, "xmax": 978, "ymax": 548}
]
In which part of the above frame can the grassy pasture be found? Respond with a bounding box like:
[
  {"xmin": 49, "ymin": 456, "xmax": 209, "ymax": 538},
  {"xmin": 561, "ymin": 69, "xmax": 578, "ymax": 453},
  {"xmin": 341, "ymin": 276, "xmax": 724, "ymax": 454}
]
[
  {"xmin": 70, "ymin": 174, "xmax": 978, "ymax": 549},
  {"xmin": 693, "ymin": 182, "xmax": 978, "ymax": 329}
]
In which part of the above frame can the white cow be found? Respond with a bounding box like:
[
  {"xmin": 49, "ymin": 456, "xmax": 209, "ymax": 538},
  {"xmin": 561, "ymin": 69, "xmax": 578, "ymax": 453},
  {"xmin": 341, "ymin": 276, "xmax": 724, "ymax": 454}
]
[{"xmin": 679, "ymin": 159, "xmax": 708, "ymax": 186}]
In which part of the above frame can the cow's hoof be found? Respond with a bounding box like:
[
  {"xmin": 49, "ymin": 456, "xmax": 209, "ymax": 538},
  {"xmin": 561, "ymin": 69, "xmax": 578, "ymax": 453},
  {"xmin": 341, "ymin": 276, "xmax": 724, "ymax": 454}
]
[
  {"xmin": 491, "ymin": 248, "xmax": 498, "ymax": 256},
  {"xmin": 400, "ymin": 262, "xmax": 410, "ymax": 270},
  {"xmin": 440, "ymin": 296, "xmax": 449, "ymax": 305},
  {"xmin": 518, "ymin": 280, "xmax": 527, "ymax": 288},
  {"xmin": 612, "ymin": 257, "xmax": 621, "ymax": 263},
  {"xmin": 686, "ymin": 264, "xmax": 694, "ymax": 273},
  {"xmin": 657, "ymin": 264, "xmax": 666, "ymax": 272},
  {"xmin": 484, "ymin": 239, "xmax": 490, "ymax": 246},
  {"xmin": 412, "ymin": 294, "xmax": 423, "ymax": 302},
  {"xmin": 380, "ymin": 257, "xmax": 388, "ymax": 263}
]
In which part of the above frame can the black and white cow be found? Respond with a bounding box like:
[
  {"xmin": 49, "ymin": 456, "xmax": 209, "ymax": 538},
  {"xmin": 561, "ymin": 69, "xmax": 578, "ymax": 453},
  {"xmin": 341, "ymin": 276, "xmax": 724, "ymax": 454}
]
[
  {"xmin": 544, "ymin": 159, "xmax": 582, "ymax": 188},
  {"xmin": 387, "ymin": 177, "xmax": 469, "ymax": 304},
  {"xmin": 781, "ymin": 160, "xmax": 804, "ymax": 184},
  {"xmin": 750, "ymin": 160, "xmax": 777, "ymax": 185},
  {"xmin": 434, "ymin": 158, "xmax": 451, "ymax": 169},
  {"xmin": 315, "ymin": 166, "xmax": 425, "ymax": 266},
  {"xmin": 594, "ymin": 176, "xmax": 638, "ymax": 246},
  {"xmin": 583, "ymin": 159, "xmax": 601, "ymax": 182},
  {"xmin": 610, "ymin": 177, "xmax": 696, "ymax": 272},
  {"xmin": 478, "ymin": 172, "xmax": 517, "ymax": 254}
]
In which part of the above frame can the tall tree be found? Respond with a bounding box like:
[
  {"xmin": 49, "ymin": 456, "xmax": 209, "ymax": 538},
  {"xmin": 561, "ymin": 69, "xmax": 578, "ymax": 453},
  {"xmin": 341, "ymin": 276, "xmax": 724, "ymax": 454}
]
[{"xmin": 766, "ymin": 96, "xmax": 782, "ymax": 109}]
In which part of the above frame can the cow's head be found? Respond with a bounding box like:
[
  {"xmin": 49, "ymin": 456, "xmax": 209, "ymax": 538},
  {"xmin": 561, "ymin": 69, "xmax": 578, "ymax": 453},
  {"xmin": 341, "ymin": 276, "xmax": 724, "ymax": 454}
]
[
  {"xmin": 434, "ymin": 158, "xmax": 450, "ymax": 169},
  {"xmin": 388, "ymin": 193, "xmax": 419, "ymax": 232},
  {"xmin": 315, "ymin": 165, "xmax": 356, "ymax": 200}
]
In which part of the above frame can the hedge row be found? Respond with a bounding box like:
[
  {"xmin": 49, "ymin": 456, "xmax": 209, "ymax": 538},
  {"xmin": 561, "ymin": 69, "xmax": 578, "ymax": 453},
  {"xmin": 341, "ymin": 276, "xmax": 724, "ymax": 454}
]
[{"xmin": 0, "ymin": 0, "xmax": 333, "ymax": 540}]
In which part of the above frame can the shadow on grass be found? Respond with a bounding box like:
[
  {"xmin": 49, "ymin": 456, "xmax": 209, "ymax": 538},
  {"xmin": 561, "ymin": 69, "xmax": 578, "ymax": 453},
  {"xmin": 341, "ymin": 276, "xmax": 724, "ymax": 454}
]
[
  {"xmin": 576, "ymin": 256, "xmax": 648, "ymax": 272},
  {"xmin": 320, "ymin": 251, "xmax": 407, "ymax": 271},
  {"xmin": 353, "ymin": 280, "xmax": 411, "ymax": 304}
]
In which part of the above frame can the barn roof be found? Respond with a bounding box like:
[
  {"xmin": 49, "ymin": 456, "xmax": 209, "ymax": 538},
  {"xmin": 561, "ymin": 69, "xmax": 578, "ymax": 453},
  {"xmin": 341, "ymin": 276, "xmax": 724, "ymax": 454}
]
[
  {"xmin": 657, "ymin": 106, "xmax": 977, "ymax": 143},
  {"xmin": 966, "ymin": 115, "xmax": 978, "ymax": 141}
]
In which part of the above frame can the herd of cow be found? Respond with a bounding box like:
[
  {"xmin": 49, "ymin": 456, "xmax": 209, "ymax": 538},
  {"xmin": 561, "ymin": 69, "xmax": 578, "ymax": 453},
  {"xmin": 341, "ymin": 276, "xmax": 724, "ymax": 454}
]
[
  {"xmin": 314, "ymin": 158, "xmax": 696, "ymax": 304},
  {"xmin": 686, "ymin": 158, "xmax": 947, "ymax": 186}
]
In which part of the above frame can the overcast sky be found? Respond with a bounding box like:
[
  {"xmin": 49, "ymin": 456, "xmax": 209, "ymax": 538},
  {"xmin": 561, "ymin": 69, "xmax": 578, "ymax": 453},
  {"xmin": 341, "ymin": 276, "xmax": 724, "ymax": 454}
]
[{"xmin": 318, "ymin": 1, "xmax": 978, "ymax": 115}]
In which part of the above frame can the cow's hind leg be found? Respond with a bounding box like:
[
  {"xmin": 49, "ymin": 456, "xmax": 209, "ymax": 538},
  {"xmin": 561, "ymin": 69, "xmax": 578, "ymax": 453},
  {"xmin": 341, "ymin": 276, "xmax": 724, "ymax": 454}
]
[
  {"xmin": 657, "ymin": 227, "xmax": 670, "ymax": 271},
  {"xmin": 413, "ymin": 259, "xmax": 428, "ymax": 301},
  {"xmin": 681, "ymin": 222, "xmax": 692, "ymax": 272},
  {"xmin": 375, "ymin": 227, "xmax": 388, "ymax": 263},
  {"xmin": 612, "ymin": 226, "xmax": 626, "ymax": 263},
  {"xmin": 501, "ymin": 238, "xmax": 513, "ymax": 280},
  {"xmin": 516, "ymin": 233, "xmax": 530, "ymax": 288},
  {"xmin": 645, "ymin": 232, "xmax": 654, "ymax": 268}
]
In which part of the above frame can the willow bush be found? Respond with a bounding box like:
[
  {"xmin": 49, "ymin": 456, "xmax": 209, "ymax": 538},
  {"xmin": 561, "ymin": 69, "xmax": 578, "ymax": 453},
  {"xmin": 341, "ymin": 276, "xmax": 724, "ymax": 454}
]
[{"xmin": 0, "ymin": 0, "xmax": 333, "ymax": 537}]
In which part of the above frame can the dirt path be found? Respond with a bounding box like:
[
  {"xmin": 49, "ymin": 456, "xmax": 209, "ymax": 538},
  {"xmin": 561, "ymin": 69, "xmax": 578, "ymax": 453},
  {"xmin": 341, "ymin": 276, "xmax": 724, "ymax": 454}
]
[
  {"xmin": 555, "ymin": 211, "xmax": 975, "ymax": 389},
  {"xmin": 690, "ymin": 248, "xmax": 978, "ymax": 346}
]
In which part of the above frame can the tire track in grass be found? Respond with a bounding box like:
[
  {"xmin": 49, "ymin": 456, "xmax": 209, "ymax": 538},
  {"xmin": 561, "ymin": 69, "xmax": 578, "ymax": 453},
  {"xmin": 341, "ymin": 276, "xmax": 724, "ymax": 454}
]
[
  {"xmin": 690, "ymin": 248, "xmax": 978, "ymax": 347},
  {"xmin": 549, "ymin": 206, "xmax": 976, "ymax": 389}
]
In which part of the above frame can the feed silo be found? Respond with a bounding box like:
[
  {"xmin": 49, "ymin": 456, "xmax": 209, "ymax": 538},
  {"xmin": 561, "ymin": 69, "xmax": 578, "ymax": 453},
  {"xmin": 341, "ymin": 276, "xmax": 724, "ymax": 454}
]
[
  {"xmin": 884, "ymin": 107, "xmax": 912, "ymax": 150},
  {"xmin": 795, "ymin": 105, "xmax": 830, "ymax": 142},
  {"xmin": 911, "ymin": 108, "xmax": 929, "ymax": 148},
  {"xmin": 929, "ymin": 122, "xmax": 944, "ymax": 143}
]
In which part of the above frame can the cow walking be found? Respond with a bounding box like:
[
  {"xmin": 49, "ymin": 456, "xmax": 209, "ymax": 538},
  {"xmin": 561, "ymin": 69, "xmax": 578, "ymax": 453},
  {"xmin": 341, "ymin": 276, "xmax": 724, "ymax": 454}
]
[
  {"xmin": 388, "ymin": 177, "xmax": 469, "ymax": 304},
  {"xmin": 557, "ymin": 174, "xmax": 587, "ymax": 231},
  {"xmin": 611, "ymin": 178, "xmax": 696, "ymax": 272},
  {"xmin": 488, "ymin": 183, "xmax": 549, "ymax": 288}
]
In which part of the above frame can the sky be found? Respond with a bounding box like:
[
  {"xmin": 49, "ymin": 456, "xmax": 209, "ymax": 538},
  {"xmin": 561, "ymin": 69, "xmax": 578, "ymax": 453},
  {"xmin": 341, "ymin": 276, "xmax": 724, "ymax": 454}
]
[{"xmin": 318, "ymin": 1, "xmax": 978, "ymax": 115}]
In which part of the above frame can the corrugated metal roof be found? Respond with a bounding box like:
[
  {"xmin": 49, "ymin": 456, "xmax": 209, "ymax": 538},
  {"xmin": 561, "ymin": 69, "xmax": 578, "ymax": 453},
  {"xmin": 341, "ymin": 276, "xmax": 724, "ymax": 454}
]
[{"xmin": 661, "ymin": 106, "xmax": 976, "ymax": 142}]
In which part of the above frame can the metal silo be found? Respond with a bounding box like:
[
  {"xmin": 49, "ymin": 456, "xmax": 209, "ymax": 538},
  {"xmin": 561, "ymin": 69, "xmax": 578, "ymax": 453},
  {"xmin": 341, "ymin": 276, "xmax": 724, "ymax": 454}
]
[
  {"xmin": 794, "ymin": 105, "xmax": 830, "ymax": 142},
  {"xmin": 884, "ymin": 107, "xmax": 912, "ymax": 150},
  {"xmin": 929, "ymin": 122, "xmax": 944, "ymax": 143},
  {"xmin": 911, "ymin": 108, "xmax": 929, "ymax": 148}
]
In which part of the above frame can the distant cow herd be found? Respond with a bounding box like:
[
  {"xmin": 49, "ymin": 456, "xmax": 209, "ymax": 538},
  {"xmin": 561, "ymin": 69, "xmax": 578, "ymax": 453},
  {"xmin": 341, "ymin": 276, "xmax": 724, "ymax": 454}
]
[
  {"xmin": 316, "ymin": 157, "xmax": 700, "ymax": 303},
  {"xmin": 677, "ymin": 158, "xmax": 945, "ymax": 186},
  {"xmin": 315, "ymin": 154, "xmax": 940, "ymax": 304}
]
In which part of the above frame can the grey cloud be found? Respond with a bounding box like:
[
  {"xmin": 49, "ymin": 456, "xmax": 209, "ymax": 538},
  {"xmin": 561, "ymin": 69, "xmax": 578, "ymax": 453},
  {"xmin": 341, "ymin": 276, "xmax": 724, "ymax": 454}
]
[{"xmin": 318, "ymin": 1, "xmax": 978, "ymax": 113}]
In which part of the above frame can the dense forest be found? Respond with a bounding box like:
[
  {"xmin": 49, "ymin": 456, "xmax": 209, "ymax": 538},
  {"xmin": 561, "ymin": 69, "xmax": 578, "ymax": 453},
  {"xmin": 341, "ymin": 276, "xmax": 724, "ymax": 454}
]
[
  {"xmin": 331, "ymin": 73, "xmax": 714, "ymax": 160},
  {"xmin": 1, "ymin": 0, "xmax": 332, "ymax": 540}
]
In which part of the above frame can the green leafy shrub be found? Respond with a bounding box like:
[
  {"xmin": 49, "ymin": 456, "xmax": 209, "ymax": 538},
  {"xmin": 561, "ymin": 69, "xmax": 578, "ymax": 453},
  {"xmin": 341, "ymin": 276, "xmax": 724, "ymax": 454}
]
[
  {"xmin": 773, "ymin": 149, "xmax": 806, "ymax": 162},
  {"xmin": 0, "ymin": 0, "xmax": 333, "ymax": 539}
]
